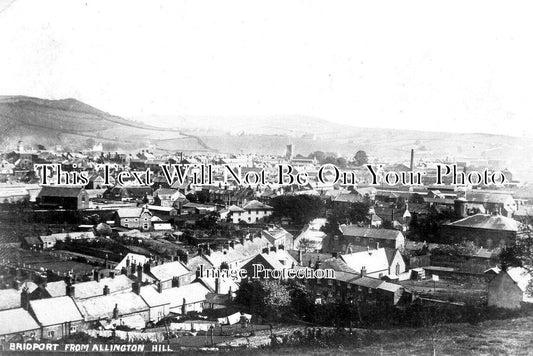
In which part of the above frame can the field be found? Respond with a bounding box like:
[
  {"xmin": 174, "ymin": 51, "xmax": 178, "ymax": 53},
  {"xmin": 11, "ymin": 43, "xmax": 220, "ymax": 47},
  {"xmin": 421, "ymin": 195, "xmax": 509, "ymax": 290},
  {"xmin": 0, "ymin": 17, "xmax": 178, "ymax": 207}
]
[{"xmin": 208, "ymin": 316, "xmax": 533, "ymax": 356}]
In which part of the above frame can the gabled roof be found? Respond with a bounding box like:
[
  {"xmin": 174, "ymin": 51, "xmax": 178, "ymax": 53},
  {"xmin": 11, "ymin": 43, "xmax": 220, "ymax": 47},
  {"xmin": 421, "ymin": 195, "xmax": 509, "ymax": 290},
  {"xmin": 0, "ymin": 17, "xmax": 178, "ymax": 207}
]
[
  {"xmin": 198, "ymin": 277, "xmax": 239, "ymax": 294},
  {"xmin": 465, "ymin": 192, "xmax": 515, "ymax": 205},
  {"xmin": 445, "ymin": 214, "xmax": 519, "ymax": 231},
  {"xmin": 227, "ymin": 205, "xmax": 245, "ymax": 213},
  {"xmin": 0, "ymin": 308, "xmax": 39, "ymax": 335},
  {"xmin": 334, "ymin": 193, "xmax": 362, "ymax": 203},
  {"xmin": 155, "ymin": 283, "xmax": 210, "ymax": 310},
  {"xmin": 38, "ymin": 186, "xmax": 85, "ymax": 198},
  {"xmin": 116, "ymin": 208, "xmax": 151, "ymax": 218},
  {"xmin": 150, "ymin": 261, "xmax": 190, "ymax": 282},
  {"xmin": 75, "ymin": 292, "xmax": 148, "ymax": 322},
  {"xmin": 340, "ymin": 248, "xmax": 390, "ymax": 274},
  {"xmin": 348, "ymin": 276, "xmax": 384, "ymax": 289},
  {"xmin": 30, "ymin": 296, "xmax": 83, "ymax": 326},
  {"xmin": 45, "ymin": 280, "xmax": 68, "ymax": 298},
  {"xmin": 242, "ymin": 200, "xmax": 273, "ymax": 211},
  {"xmin": 140, "ymin": 285, "xmax": 170, "ymax": 307},
  {"xmin": 262, "ymin": 227, "xmax": 293, "ymax": 243},
  {"xmin": 71, "ymin": 275, "xmax": 133, "ymax": 299},
  {"xmin": 115, "ymin": 253, "xmax": 150, "ymax": 271},
  {"xmin": 0, "ymin": 289, "xmax": 21, "ymax": 310},
  {"xmin": 340, "ymin": 225, "xmax": 403, "ymax": 240}
]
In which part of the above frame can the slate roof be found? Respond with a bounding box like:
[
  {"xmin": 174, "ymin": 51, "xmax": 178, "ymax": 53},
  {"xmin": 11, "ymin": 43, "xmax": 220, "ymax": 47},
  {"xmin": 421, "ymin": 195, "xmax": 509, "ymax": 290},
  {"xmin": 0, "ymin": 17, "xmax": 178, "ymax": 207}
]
[
  {"xmin": 150, "ymin": 261, "xmax": 191, "ymax": 282},
  {"xmin": 29, "ymin": 296, "xmax": 83, "ymax": 326},
  {"xmin": 0, "ymin": 308, "xmax": 40, "ymax": 335},
  {"xmin": 348, "ymin": 276, "xmax": 384, "ymax": 289},
  {"xmin": 340, "ymin": 248, "xmax": 390, "ymax": 274},
  {"xmin": 139, "ymin": 285, "xmax": 170, "ymax": 307},
  {"xmin": 445, "ymin": 214, "xmax": 519, "ymax": 231},
  {"xmin": 75, "ymin": 292, "xmax": 148, "ymax": 321},
  {"xmin": 242, "ymin": 200, "xmax": 273, "ymax": 211},
  {"xmin": 465, "ymin": 192, "xmax": 515, "ymax": 205},
  {"xmin": 340, "ymin": 225, "xmax": 403, "ymax": 240},
  {"xmin": 116, "ymin": 208, "xmax": 149, "ymax": 218},
  {"xmin": 45, "ymin": 280, "xmax": 68, "ymax": 298},
  {"xmin": 0, "ymin": 289, "xmax": 21, "ymax": 310},
  {"xmin": 115, "ymin": 253, "xmax": 150, "ymax": 271},
  {"xmin": 71, "ymin": 275, "xmax": 133, "ymax": 299},
  {"xmin": 155, "ymin": 283, "xmax": 210, "ymax": 310},
  {"xmin": 38, "ymin": 186, "xmax": 85, "ymax": 198}
]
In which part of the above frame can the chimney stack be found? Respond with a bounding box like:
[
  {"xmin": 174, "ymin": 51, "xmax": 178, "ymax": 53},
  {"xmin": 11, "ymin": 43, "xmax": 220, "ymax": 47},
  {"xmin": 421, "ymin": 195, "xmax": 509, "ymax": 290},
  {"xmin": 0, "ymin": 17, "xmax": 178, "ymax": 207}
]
[
  {"xmin": 144, "ymin": 261, "xmax": 151, "ymax": 274},
  {"xmin": 93, "ymin": 269, "xmax": 100, "ymax": 282},
  {"xmin": 66, "ymin": 284, "xmax": 76, "ymax": 298},
  {"xmin": 112, "ymin": 303, "xmax": 119, "ymax": 319},
  {"xmin": 410, "ymin": 148, "xmax": 414, "ymax": 171},
  {"xmin": 20, "ymin": 286, "xmax": 29, "ymax": 310},
  {"xmin": 103, "ymin": 285, "xmax": 110, "ymax": 295},
  {"xmin": 298, "ymin": 250, "xmax": 303, "ymax": 264},
  {"xmin": 157, "ymin": 281, "xmax": 163, "ymax": 293},
  {"xmin": 215, "ymin": 277, "xmax": 220, "ymax": 294},
  {"xmin": 132, "ymin": 281, "xmax": 140, "ymax": 295},
  {"xmin": 136, "ymin": 263, "xmax": 143, "ymax": 283},
  {"xmin": 361, "ymin": 266, "xmax": 366, "ymax": 277}
]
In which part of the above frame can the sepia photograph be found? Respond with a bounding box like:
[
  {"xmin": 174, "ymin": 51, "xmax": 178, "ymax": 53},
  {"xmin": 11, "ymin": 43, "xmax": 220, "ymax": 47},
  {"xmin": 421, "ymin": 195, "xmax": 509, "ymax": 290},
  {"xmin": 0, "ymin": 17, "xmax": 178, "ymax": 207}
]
[{"xmin": 1, "ymin": 0, "xmax": 533, "ymax": 355}]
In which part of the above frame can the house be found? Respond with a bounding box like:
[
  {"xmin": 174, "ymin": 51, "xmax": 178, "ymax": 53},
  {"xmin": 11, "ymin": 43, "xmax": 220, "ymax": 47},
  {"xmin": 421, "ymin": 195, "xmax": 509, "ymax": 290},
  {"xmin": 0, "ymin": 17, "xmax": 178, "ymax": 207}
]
[
  {"xmin": 115, "ymin": 207, "xmax": 152, "ymax": 230},
  {"xmin": 199, "ymin": 234, "xmax": 271, "ymax": 269},
  {"xmin": 240, "ymin": 253, "xmax": 286, "ymax": 281},
  {"xmin": 139, "ymin": 285, "xmax": 170, "ymax": 324},
  {"xmin": 488, "ymin": 267, "xmax": 533, "ymax": 309},
  {"xmin": 149, "ymin": 261, "xmax": 195, "ymax": 290},
  {"xmin": 38, "ymin": 231, "xmax": 95, "ymax": 249},
  {"xmin": 384, "ymin": 248, "xmax": 407, "ymax": 278},
  {"xmin": 342, "ymin": 225, "xmax": 405, "ymax": 250},
  {"xmin": 150, "ymin": 282, "xmax": 210, "ymax": 315},
  {"xmin": 0, "ymin": 288, "xmax": 23, "ymax": 311},
  {"xmin": 226, "ymin": 205, "xmax": 246, "ymax": 224},
  {"xmin": 153, "ymin": 187, "xmax": 186, "ymax": 208},
  {"xmin": 340, "ymin": 248, "xmax": 390, "ymax": 278},
  {"xmin": 75, "ymin": 290, "xmax": 149, "ymax": 329},
  {"xmin": 239, "ymin": 200, "xmax": 273, "ymax": 224},
  {"xmin": 262, "ymin": 226, "xmax": 294, "ymax": 249},
  {"xmin": 464, "ymin": 192, "xmax": 517, "ymax": 217},
  {"xmin": 103, "ymin": 185, "xmax": 152, "ymax": 202},
  {"xmin": 0, "ymin": 308, "xmax": 40, "ymax": 342},
  {"xmin": 294, "ymin": 218, "xmax": 327, "ymax": 252},
  {"xmin": 0, "ymin": 187, "xmax": 30, "ymax": 203},
  {"xmin": 36, "ymin": 186, "xmax": 89, "ymax": 210},
  {"xmin": 29, "ymin": 296, "xmax": 84, "ymax": 340},
  {"xmin": 332, "ymin": 193, "xmax": 362, "ymax": 208},
  {"xmin": 22, "ymin": 235, "xmax": 44, "ymax": 249},
  {"xmin": 347, "ymin": 277, "xmax": 407, "ymax": 306},
  {"xmin": 114, "ymin": 253, "xmax": 151, "ymax": 273},
  {"xmin": 441, "ymin": 213, "xmax": 518, "ymax": 249}
]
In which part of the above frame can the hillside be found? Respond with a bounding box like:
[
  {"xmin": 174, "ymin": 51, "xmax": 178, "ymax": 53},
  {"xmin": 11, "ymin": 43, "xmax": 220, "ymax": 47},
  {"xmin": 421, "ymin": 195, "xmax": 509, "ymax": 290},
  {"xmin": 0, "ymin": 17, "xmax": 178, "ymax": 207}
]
[
  {"xmin": 0, "ymin": 96, "xmax": 211, "ymax": 152},
  {"xmin": 137, "ymin": 114, "xmax": 533, "ymax": 181},
  {"xmin": 2, "ymin": 96, "xmax": 533, "ymax": 181}
]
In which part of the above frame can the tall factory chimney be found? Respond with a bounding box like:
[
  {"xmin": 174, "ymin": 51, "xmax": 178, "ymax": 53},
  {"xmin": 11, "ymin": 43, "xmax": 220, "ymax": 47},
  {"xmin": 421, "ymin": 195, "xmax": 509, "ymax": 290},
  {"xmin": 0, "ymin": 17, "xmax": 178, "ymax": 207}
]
[{"xmin": 410, "ymin": 149, "xmax": 415, "ymax": 171}]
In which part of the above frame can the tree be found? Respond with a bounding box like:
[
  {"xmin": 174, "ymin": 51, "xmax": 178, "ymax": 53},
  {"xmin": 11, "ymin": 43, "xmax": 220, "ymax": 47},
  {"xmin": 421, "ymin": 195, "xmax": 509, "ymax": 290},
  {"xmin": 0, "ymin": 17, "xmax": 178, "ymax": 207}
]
[
  {"xmin": 309, "ymin": 151, "xmax": 326, "ymax": 163},
  {"xmin": 354, "ymin": 150, "xmax": 368, "ymax": 166},
  {"xmin": 335, "ymin": 157, "xmax": 347, "ymax": 169},
  {"xmin": 235, "ymin": 280, "xmax": 291, "ymax": 319},
  {"xmin": 409, "ymin": 193, "xmax": 425, "ymax": 204},
  {"xmin": 270, "ymin": 195, "xmax": 325, "ymax": 225},
  {"xmin": 321, "ymin": 202, "xmax": 370, "ymax": 234},
  {"xmin": 500, "ymin": 219, "xmax": 533, "ymax": 272}
]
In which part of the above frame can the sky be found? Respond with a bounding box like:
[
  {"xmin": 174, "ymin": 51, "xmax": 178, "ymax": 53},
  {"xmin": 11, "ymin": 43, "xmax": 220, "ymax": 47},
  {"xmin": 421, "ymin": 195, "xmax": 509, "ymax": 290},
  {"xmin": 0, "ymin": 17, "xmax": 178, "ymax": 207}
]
[{"xmin": 1, "ymin": 0, "xmax": 533, "ymax": 137}]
